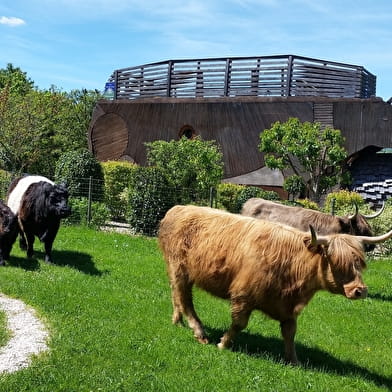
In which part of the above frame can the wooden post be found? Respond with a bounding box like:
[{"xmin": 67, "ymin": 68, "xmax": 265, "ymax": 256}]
[
  {"xmin": 167, "ymin": 60, "xmax": 173, "ymax": 97},
  {"xmin": 224, "ymin": 58, "xmax": 231, "ymax": 96},
  {"xmin": 286, "ymin": 55, "xmax": 294, "ymax": 97}
]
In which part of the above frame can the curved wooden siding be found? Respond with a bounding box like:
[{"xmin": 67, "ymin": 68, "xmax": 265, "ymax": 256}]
[{"xmin": 89, "ymin": 96, "xmax": 392, "ymax": 182}]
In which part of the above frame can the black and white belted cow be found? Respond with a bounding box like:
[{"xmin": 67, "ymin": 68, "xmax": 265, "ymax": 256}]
[
  {"xmin": 6, "ymin": 175, "xmax": 71, "ymax": 263},
  {"xmin": 0, "ymin": 200, "xmax": 19, "ymax": 266}
]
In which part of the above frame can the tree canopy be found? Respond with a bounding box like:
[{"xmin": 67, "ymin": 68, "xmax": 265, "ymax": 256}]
[
  {"xmin": 0, "ymin": 64, "xmax": 102, "ymax": 177},
  {"xmin": 259, "ymin": 117, "xmax": 348, "ymax": 202},
  {"xmin": 0, "ymin": 63, "xmax": 34, "ymax": 95}
]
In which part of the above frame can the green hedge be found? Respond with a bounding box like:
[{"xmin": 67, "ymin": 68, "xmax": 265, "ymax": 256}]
[
  {"xmin": 217, "ymin": 183, "xmax": 279, "ymax": 213},
  {"xmin": 101, "ymin": 161, "xmax": 138, "ymax": 221},
  {"xmin": 123, "ymin": 166, "xmax": 175, "ymax": 236},
  {"xmin": 55, "ymin": 149, "xmax": 104, "ymax": 200},
  {"xmin": 64, "ymin": 197, "xmax": 111, "ymax": 228}
]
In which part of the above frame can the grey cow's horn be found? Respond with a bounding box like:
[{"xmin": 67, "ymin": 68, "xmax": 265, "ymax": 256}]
[
  {"xmin": 347, "ymin": 203, "xmax": 359, "ymax": 220},
  {"xmin": 362, "ymin": 201, "xmax": 385, "ymax": 219}
]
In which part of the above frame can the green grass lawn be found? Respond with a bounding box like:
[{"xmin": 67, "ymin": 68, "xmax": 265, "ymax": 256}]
[{"xmin": 0, "ymin": 225, "xmax": 391, "ymax": 392}]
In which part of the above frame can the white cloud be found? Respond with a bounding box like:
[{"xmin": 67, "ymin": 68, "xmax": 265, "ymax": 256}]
[{"xmin": 0, "ymin": 16, "xmax": 26, "ymax": 27}]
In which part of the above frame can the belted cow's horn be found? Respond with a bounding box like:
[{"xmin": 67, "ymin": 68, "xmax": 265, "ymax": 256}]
[{"xmin": 362, "ymin": 201, "xmax": 385, "ymax": 219}]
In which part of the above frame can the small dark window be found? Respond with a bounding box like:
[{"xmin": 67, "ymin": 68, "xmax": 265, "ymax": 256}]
[{"xmin": 179, "ymin": 125, "xmax": 196, "ymax": 139}]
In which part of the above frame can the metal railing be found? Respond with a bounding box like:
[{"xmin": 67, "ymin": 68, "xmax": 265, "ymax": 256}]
[{"xmin": 106, "ymin": 55, "xmax": 376, "ymax": 100}]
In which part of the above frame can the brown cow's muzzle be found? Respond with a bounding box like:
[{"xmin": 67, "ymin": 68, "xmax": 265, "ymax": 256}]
[{"xmin": 344, "ymin": 282, "xmax": 368, "ymax": 299}]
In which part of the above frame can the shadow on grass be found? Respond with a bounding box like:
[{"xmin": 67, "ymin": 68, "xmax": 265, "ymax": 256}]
[
  {"xmin": 6, "ymin": 255, "xmax": 40, "ymax": 271},
  {"xmin": 205, "ymin": 326, "xmax": 392, "ymax": 390},
  {"xmin": 367, "ymin": 292, "xmax": 392, "ymax": 302},
  {"xmin": 7, "ymin": 250, "xmax": 108, "ymax": 276}
]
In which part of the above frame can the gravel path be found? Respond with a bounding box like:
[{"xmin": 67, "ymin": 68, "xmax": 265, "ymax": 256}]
[{"xmin": 0, "ymin": 294, "xmax": 49, "ymax": 373}]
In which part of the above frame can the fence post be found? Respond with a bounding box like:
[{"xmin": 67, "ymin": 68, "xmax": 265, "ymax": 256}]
[
  {"xmin": 331, "ymin": 198, "xmax": 336, "ymax": 216},
  {"xmin": 209, "ymin": 187, "xmax": 216, "ymax": 208},
  {"xmin": 87, "ymin": 176, "xmax": 92, "ymax": 224}
]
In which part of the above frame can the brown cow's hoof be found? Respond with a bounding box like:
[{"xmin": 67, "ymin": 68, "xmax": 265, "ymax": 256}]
[{"xmin": 196, "ymin": 336, "xmax": 209, "ymax": 344}]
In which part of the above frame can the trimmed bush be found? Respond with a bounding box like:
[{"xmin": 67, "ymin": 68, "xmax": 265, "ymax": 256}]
[
  {"xmin": 217, "ymin": 183, "xmax": 279, "ymax": 213},
  {"xmin": 293, "ymin": 198, "xmax": 319, "ymax": 210},
  {"xmin": 54, "ymin": 149, "xmax": 104, "ymax": 200},
  {"xmin": 323, "ymin": 190, "xmax": 369, "ymax": 216},
  {"xmin": 124, "ymin": 166, "xmax": 175, "ymax": 236},
  {"xmin": 146, "ymin": 136, "xmax": 224, "ymax": 204},
  {"xmin": 101, "ymin": 161, "xmax": 138, "ymax": 221},
  {"xmin": 64, "ymin": 197, "xmax": 110, "ymax": 228},
  {"xmin": 217, "ymin": 183, "xmax": 244, "ymax": 212},
  {"xmin": 236, "ymin": 186, "xmax": 279, "ymax": 213}
]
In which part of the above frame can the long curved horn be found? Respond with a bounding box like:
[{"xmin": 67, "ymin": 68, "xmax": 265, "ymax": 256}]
[
  {"xmin": 356, "ymin": 227, "xmax": 392, "ymax": 245},
  {"xmin": 309, "ymin": 225, "xmax": 328, "ymax": 246},
  {"xmin": 347, "ymin": 202, "xmax": 359, "ymax": 219},
  {"xmin": 362, "ymin": 201, "xmax": 385, "ymax": 219}
]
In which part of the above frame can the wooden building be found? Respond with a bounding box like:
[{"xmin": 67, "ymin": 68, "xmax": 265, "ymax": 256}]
[{"xmin": 88, "ymin": 55, "xmax": 392, "ymax": 200}]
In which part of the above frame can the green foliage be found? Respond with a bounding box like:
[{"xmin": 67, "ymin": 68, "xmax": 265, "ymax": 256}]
[
  {"xmin": 217, "ymin": 183, "xmax": 279, "ymax": 213},
  {"xmin": 0, "ymin": 64, "xmax": 100, "ymax": 176},
  {"xmin": 101, "ymin": 160, "xmax": 138, "ymax": 220},
  {"xmin": 64, "ymin": 197, "xmax": 110, "ymax": 227},
  {"xmin": 124, "ymin": 166, "xmax": 175, "ymax": 236},
  {"xmin": 60, "ymin": 88, "xmax": 102, "ymax": 154},
  {"xmin": 0, "ymin": 63, "xmax": 34, "ymax": 95},
  {"xmin": 294, "ymin": 198, "xmax": 319, "ymax": 210},
  {"xmin": 236, "ymin": 186, "xmax": 279, "ymax": 212},
  {"xmin": 283, "ymin": 175, "xmax": 305, "ymax": 197},
  {"xmin": 217, "ymin": 183, "xmax": 244, "ymax": 212},
  {"xmin": 0, "ymin": 88, "xmax": 72, "ymax": 175},
  {"xmin": 366, "ymin": 198, "xmax": 392, "ymax": 255},
  {"xmin": 54, "ymin": 149, "xmax": 104, "ymax": 199},
  {"xmin": 0, "ymin": 169, "xmax": 12, "ymax": 200},
  {"xmin": 146, "ymin": 136, "xmax": 224, "ymax": 203},
  {"xmin": 323, "ymin": 190, "xmax": 367, "ymax": 215},
  {"xmin": 259, "ymin": 117, "xmax": 348, "ymax": 202}
]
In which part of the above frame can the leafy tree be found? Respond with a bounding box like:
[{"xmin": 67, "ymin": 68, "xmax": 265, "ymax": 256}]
[
  {"xmin": 0, "ymin": 63, "xmax": 34, "ymax": 95},
  {"xmin": 0, "ymin": 87, "xmax": 76, "ymax": 175},
  {"xmin": 65, "ymin": 88, "xmax": 103, "ymax": 147},
  {"xmin": 259, "ymin": 117, "xmax": 348, "ymax": 202},
  {"xmin": 145, "ymin": 136, "xmax": 224, "ymax": 203},
  {"xmin": 0, "ymin": 65, "xmax": 99, "ymax": 176},
  {"xmin": 55, "ymin": 149, "xmax": 104, "ymax": 199}
]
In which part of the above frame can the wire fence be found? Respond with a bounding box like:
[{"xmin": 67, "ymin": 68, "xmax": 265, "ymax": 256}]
[{"xmin": 0, "ymin": 176, "xmax": 220, "ymax": 237}]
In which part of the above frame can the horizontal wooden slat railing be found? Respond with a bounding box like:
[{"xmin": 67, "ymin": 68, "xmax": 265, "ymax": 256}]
[{"xmin": 106, "ymin": 55, "xmax": 376, "ymax": 100}]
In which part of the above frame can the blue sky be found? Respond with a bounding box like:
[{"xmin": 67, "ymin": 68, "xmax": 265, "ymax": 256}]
[{"xmin": 1, "ymin": 0, "xmax": 391, "ymax": 100}]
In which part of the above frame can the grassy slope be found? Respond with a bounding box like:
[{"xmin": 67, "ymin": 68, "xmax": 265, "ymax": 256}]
[{"xmin": 0, "ymin": 226, "xmax": 390, "ymax": 392}]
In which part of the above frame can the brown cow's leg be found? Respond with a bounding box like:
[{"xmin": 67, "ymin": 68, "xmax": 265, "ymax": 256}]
[
  {"xmin": 168, "ymin": 264, "xmax": 207, "ymax": 344},
  {"xmin": 280, "ymin": 318, "xmax": 298, "ymax": 365},
  {"xmin": 218, "ymin": 299, "xmax": 252, "ymax": 349}
]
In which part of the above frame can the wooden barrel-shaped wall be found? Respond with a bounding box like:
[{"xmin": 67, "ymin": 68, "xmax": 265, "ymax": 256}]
[{"xmin": 88, "ymin": 96, "xmax": 392, "ymax": 187}]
